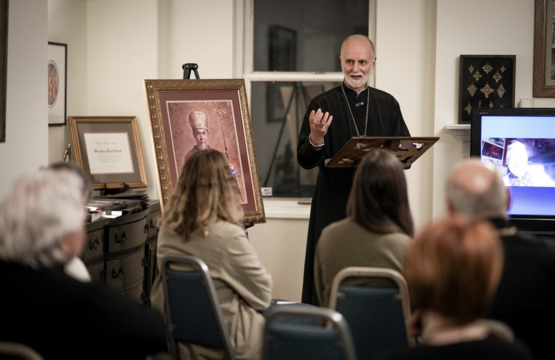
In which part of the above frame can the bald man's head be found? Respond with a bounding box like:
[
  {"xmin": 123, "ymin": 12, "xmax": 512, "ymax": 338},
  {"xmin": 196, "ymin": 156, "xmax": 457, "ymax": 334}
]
[
  {"xmin": 446, "ymin": 159, "xmax": 508, "ymax": 219},
  {"xmin": 340, "ymin": 35, "xmax": 375, "ymax": 59}
]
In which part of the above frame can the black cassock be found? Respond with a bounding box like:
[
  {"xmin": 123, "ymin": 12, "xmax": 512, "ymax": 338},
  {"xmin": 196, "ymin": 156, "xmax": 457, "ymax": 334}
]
[{"xmin": 297, "ymin": 83, "xmax": 411, "ymax": 305}]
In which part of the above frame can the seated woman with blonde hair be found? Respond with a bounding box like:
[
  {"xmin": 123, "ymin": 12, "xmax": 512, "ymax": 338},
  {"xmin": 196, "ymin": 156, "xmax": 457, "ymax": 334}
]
[
  {"xmin": 314, "ymin": 149, "xmax": 413, "ymax": 307},
  {"xmin": 380, "ymin": 216, "xmax": 532, "ymax": 359},
  {"xmin": 151, "ymin": 150, "xmax": 272, "ymax": 360}
]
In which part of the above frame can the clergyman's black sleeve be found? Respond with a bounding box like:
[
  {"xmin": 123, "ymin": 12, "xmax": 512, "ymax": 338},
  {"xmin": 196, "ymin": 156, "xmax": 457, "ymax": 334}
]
[{"xmin": 392, "ymin": 98, "xmax": 411, "ymax": 137}]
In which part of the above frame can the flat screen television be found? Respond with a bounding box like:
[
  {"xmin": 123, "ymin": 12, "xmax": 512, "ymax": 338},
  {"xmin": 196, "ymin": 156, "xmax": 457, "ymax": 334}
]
[{"xmin": 470, "ymin": 108, "xmax": 555, "ymax": 233}]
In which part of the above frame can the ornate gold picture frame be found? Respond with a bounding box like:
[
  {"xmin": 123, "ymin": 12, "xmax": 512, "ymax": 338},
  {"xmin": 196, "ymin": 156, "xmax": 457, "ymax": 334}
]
[
  {"xmin": 68, "ymin": 116, "xmax": 148, "ymax": 190},
  {"xmin": 144, "ymin": 79, "xmax": 266, "ymax": 225}
]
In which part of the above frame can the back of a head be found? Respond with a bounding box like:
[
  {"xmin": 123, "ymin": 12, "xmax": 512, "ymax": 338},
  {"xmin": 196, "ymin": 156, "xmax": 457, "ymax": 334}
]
[
  {"xmin": 347, "ymin": 149, "xmax": 414, "ymax": 236},
  {"xmin": 161, "ymin": 149, "xmax": 243, "ymax": 240},
  {"xmin": 47, "ymin": 161, "xmax": 93, "ymax": 202},
  {"xmin": 404, "ymin": 215, "xmax": 503, "ymax": 324},
  {"xmin": 0, "ymin": 170, "xmax": 85, "ymax": 269},
  {"xmin": 446, "ymin": 159, "xmax": 507, "ymax": 219}
]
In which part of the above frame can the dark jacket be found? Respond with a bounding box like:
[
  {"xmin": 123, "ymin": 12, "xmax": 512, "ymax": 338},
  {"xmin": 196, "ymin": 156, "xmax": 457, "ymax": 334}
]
[
  {"xmin": 0, "ymin": 260, "xmax": 167, "ymax": 359},
  {"xmin": 487, "ymin": 217, "xmax": 555, "ymax": 360}
]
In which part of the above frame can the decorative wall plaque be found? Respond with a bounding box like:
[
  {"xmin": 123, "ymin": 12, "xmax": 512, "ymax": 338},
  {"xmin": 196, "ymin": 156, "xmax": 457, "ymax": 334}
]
[{"xmin": 458, "ymin": 55, "xmax": 516, "ymax": 124}]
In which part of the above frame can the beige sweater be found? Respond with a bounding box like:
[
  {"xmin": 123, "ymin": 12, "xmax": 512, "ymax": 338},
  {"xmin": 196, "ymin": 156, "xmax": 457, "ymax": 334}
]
[
  {"xmin": 314, "ymin": 217, "xmax": 411, "ymax": 307},
  {"xmin": 151, "ymin": 221, "xmax": 272, "ymax": 360}
]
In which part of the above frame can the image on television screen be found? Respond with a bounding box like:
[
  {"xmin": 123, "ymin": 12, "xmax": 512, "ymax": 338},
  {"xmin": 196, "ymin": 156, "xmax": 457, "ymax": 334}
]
[
  {"xmin": 474, "ymin": 112, "xmax": 555, "ymax": 217},
  {"xmin": 481, "ymin": 137, "xmax": 555, "ymax": 187}
]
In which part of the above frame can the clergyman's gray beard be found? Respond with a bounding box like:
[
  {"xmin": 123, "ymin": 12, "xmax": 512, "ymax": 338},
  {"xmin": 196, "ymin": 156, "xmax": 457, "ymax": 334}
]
[{"xmin": 344, "ymin": 75, "xmax": 368, "ymax": 89}]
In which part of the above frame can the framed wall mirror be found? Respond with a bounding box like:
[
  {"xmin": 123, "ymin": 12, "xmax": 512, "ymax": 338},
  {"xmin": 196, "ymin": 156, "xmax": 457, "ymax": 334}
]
[{"xmin": 534, "ymin": 0, "xmax": 555, "ymax": 97}]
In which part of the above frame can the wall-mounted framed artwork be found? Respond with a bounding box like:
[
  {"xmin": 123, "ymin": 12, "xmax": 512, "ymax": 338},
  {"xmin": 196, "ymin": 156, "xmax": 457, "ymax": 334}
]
[
  {"xmin": 144, "ymin": 79, "xmax": 265, "ymax": 225},
  {"xmin": 0, "ymin": 0, "xmax": 8, "ymax": 142},
  {"xmin": 48, "ymin": 42, "xmax": 67, "ymax": 126},
  {"xmin": 533, "ymin": 0, "xmax": 555, "ymax": 97},
  {"xmin": 458, "ymin": 55, "xmax": 516, "ymax": 124},
  {"xmin": 68, "ymin": 116, "xmax": 148, "ymax": 190}
]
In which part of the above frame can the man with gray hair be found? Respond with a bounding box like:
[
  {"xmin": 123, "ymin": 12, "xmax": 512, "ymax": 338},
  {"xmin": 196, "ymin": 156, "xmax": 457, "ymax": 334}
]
[
  {"xmin": 446, "ymin": 159, "xmax": 555, "ymax": 360},
  {"xmin": 0, "ymin": 169, "xmax": 167, "ymax": 359}
]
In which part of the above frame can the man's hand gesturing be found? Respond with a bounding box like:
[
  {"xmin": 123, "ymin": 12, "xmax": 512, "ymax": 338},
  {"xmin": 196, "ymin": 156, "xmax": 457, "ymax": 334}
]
[{"xmin": 309, "ymin": 108, "xmax": 333, "ymax": 146}]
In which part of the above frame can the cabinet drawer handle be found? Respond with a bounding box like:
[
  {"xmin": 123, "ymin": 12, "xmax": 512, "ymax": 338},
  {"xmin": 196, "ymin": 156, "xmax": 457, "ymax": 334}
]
[
  {"xmin": 140, "ymin": 291, "xmax": 148, "ymax": 303},
  {"xmin": 141, "ymin": 256, "xmax": 148, "ymax": 267},
  {"xmin": 114, "ymin": 231, "xmax": 127, "ymax": 244},
  {"xmin": 144, "ymin": 223, "xmax": 150, "ymax": 234},
  {"xmin": 88, "ymin": 236, "xmax": 101, "ymax": 250},
  {"xmin": 111, "ymin": 267, "xmax": 125, "ymax": 279}
]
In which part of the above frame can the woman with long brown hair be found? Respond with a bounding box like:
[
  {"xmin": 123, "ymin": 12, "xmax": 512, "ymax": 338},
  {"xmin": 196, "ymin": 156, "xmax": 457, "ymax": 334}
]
[
  {"xmin": 314, "ymin": 149, "xmax": 414, "ymax": 307},
  {"xmin": 151, "ymin": 150, "xmax": 272, "ymax": 360}
]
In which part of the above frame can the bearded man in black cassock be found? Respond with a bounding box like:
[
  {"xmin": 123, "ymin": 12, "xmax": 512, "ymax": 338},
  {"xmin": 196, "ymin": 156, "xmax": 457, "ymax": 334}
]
[{"xmin": 298, "ymin": 35, "xmax": 411, "ymax": 305}]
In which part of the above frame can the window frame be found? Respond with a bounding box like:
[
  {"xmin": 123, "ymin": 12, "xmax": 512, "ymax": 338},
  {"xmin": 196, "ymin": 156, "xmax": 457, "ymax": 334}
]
[{"xmin": 235, "ymin": 0, "xmax": 376, "ymax": 218}]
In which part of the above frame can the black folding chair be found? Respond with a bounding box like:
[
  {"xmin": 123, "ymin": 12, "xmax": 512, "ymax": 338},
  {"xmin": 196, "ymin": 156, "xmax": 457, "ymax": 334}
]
[
  {"xmin": 263, "ymin": 306, "xmax": 356, "ymax": 360},
  {"xmin": 160, "ymin": 254, "xmax": 235, "ymax": 360},
  {"xmin": 328, "ymin": 267, "xmax": 415, "ymax": 359},
  {"xmin": 0, "ymin": 342, "xmax": 44, "ymax": 360}
]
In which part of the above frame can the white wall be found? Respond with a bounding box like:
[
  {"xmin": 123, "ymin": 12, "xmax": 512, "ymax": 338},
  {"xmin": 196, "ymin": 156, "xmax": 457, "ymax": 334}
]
[
  {"xmin": 249, "ymin": 218, "xmax": 308, "ymax": 302},
  {"xmin": 83, "ymin": 0, "xmax": 235, "ymax": 200},
  {"xmin": 0, "ymin": 1, "xmax": 48, "ymax": 199},
  {"xmin": 48, "ymin": 0, "xmax": 88, "ymax": 164},
  {"xmin": 158, "ymin": 0, "xmax": 234, "ymax": 79},
  {"xmin": 87, "ymin": 0, "xmax": 159, "ymax": 199},
  {"xmin": 376, "ymin": 0, "xmax": 437, "ymax": 230}
]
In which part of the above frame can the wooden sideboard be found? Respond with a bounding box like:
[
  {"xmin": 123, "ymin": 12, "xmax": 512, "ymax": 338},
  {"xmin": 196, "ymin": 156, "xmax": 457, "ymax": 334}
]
[{"xmin": 83, "ymin": 200, "xmax": 161, "ymax": 305}]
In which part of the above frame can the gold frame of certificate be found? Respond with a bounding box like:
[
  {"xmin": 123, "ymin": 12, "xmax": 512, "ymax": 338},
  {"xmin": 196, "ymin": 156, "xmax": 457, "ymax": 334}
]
[
  {"xmin": 144, "ymin": 78, "xmax": 265, "ymax": 225},
  {"xmin": 68, "ymin": 116, "xmax": 148, "ymax": 190}
]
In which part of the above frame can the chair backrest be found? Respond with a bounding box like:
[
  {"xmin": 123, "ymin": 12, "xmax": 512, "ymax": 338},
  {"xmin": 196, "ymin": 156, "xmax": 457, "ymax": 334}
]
[
  {"xmin": 263, "ymin": 306, "xmax": 356, "ymax": 360},
  {"xmin": 0, "ymin": 342, "xmax": 44, "ymax": 360},
  {"xmin": 160, "ymin": 254, "xmax": 235, "ymax": 360},
  {"xmin": 328, "ymin": 267, "xmax": 415, "ymax": 359}
]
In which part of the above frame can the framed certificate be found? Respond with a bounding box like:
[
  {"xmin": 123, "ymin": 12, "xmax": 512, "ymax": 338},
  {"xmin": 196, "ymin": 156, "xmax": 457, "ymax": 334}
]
[{"xmin": 68, "ymin": 116, "xmax": 148, "ymax": 189}]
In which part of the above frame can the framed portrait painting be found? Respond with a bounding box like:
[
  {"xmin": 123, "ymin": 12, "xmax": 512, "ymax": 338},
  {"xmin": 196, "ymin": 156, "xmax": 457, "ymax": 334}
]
[
  {"xmin": 48, "ymin": 42, "xmax": 67, "ymax": 126},
  {"xmin": 68, "ymin": 116, "xmax": 148, "ymax": 190},
  {"xmin": 144, "ymin": 79, "xmax": 265, "ymax": 225}
]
